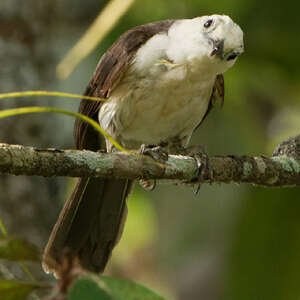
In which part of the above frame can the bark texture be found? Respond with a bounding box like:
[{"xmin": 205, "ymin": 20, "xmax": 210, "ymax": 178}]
[{"xmin": 1, "ymin": 135, "xmax": 300, "ymax": 187}]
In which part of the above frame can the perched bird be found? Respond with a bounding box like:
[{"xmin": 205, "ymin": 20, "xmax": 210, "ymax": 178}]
[{"xmin": 43, "ymin": 15, "xmax": 244, "ymax": 276}]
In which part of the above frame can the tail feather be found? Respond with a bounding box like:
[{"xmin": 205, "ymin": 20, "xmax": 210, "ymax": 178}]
[{"xmin": 43, "ymin": 177, "xmax": 133, "ymax": 275}]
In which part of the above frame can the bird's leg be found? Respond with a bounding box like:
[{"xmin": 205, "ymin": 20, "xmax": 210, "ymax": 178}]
[
  {"xmin": 189, "ymin": 145, "xmax": 213, "ymax": 194},
  {"xmin": 139, "ymin": 143, "xmax": 169, "ymax": 191},
  {"xmin": 175, "ymin": 144, "xmax": 213, "ymax": 194},
  {"xmin": 140, "ymin": 143, "xmax": 169, "ymax": 163}
]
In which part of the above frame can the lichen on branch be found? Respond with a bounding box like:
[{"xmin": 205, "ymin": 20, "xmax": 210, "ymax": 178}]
[{"xmin": 0, "ymin": 135, "xmax": 300, "ymax": 187}]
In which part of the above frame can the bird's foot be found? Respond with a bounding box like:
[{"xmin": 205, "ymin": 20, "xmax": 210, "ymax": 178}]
[
  {"xmin": 139, "ymin": 178, "xmax": 156, "ymax": 191},
  {"xmin": 178, "ymin": 145, "xmax": 213, "ymax": 194},
  {"xmin": 140, "ymin": 144, "xmax": 169, "ymax": 163},
  {"xmin": 139, "ymin": 144, "xmax": 169, "ymax": 191}
]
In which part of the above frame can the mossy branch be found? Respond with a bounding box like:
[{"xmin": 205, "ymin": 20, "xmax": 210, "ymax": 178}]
[{"xmin": 0, "ymin": 135, "xmax": 300, "ymax": 187}]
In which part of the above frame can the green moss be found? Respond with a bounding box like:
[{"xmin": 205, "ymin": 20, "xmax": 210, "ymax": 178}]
[
  {"xmin": 289, "ymin": 157, "xmax": 300, "ymax": 173},
  {"xmin": 271, "ymin": 155, "xmax": 300, "ymax": 173},
  {"xmin": 243, "ymin": 162, "xmax": 252, "ymax": 177},
  {"xmin": 66, "ymin": 151, "xmax": 113, "ymax": 171}
]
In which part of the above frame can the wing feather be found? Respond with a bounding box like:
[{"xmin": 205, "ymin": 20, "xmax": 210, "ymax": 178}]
[
  {"xmin": 196, "ymin": 74, "xmax": 225, "ymax": 129},
  {"xmin": 74, "ymin": 20, "xmax": 175, "ymax": 150}
]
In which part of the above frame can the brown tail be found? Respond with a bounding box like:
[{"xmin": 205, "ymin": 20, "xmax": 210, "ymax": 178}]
[{"xmin": 43, "ymin": 177, "xmax": 133, "ymax": 276}]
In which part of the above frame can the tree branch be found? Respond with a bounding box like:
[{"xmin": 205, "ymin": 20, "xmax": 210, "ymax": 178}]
[{"xmin": 0, "ymin": 135, "xmax": 300, "ymax": 187}]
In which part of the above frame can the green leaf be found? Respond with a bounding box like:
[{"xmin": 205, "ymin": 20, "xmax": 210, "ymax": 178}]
[
  {"xmin": 0, "ymin": 106, "xmax": 127, "ymax": 152},
  {"xmin": 68, "ymin": 275, "xmax": 167, "ymax": 300},
  {"xmin": 102, "ymin": 276, "xmax": 167, "ymax": 300},
  {"xmin": 68, "ymin": 276, "xmax": 113, "ymax": 300},
  {"xmin": 0, "ymin": 236, "xmax": 40, "ymax": 262},
  {"xmin": 0, "ymin": 279, "xmax": 42, "ymax": 300}
]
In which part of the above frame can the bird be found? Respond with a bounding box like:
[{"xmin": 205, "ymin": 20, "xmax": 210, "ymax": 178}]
[{"xmin": 43, "ymin": 14, "xmax": 244, "ymax": 277}]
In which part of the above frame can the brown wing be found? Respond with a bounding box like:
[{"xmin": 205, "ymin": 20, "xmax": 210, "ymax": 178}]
[
  {"xmin": 196, "ymin": 74, "xmax": 225, "ymax": 128},
  {"xmin": 211, "ymin": 73, "xmax": 225, "ymax": 107},
  {"xmin": 74, "ymin": 20, "xmax": 175, "ymax": 150}
]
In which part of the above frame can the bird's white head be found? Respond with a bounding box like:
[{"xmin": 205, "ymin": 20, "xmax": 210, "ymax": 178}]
[{"xmin": 167, "ymin": 15, "xmax": 244, "ymax": 74}]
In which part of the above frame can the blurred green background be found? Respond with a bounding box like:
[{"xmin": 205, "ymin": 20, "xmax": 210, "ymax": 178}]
[{"xmin": 1, "ymin": 0, "xmax": 300, "ymax": 299}]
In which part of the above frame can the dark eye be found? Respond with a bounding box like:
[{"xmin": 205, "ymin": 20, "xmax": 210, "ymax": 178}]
[
  {"xmin": 227, "ymin": 54, "xmax": 238, "ymax": 61},
  {"xmin": 204, "ymin": 19, "xmax": 213, "ymax": 28}
]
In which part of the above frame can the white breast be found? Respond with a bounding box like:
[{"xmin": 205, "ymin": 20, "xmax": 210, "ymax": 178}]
[
  {"xmin": 99, "ymin": 59, "xmax": 215, "ymax": 150},
  {"xmin": 97, "ymin": 16, "xmax": 243, "ymax": 150}
]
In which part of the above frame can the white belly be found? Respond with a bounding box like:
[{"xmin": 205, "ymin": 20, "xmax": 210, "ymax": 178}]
[{"xmin": 99, "ymin": 63, "xmax": 215, "ymax": 149}]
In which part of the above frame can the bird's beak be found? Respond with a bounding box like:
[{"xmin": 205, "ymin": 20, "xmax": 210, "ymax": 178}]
[
  {"xmin": 210, "ymin": 39, "xmax": 242, "ymax": 61},
  {"xmin": 210, "ymin": 39, "xmax": 224, "ymax": 57}
]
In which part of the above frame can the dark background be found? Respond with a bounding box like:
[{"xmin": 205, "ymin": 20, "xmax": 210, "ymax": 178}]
[{"xmin": 0, "ymin": 1, "xmax": 300, "ymax": 299}]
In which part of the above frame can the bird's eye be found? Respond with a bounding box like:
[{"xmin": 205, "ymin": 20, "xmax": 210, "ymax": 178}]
[
  {"xmin": 204, "ymin": 19, "xmax": 213, "ymax": 28},
  {"xmin": 227, "ymin": 54, "xmax": 238, "ymax": 61}
]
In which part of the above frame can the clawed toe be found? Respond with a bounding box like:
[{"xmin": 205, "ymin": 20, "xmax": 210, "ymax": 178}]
[
  {"xmin": 139, "ymin": 178, "xmax": 156, "ymax": 191},
  {"xmin": 184, "ymin": 145, "xmax": 213, "ymax": 194},
  {"xmin": 139, "ymin": 144, "xmax": 169, "ymax": 191},
  {"xmin": 140, "ymin": 144, "xmax": 169, "ymax": 163},
  {"xmin": 139, "ymin": 143, "xmax": 213, "ymax": 194}
]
